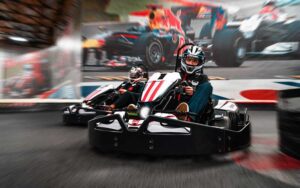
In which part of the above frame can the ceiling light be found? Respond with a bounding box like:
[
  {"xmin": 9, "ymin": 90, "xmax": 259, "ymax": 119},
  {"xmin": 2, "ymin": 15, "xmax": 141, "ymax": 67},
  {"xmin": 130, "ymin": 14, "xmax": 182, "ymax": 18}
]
[{"xmin": 8, "ymin": 36, "xmax": 28, "ymax": 42}]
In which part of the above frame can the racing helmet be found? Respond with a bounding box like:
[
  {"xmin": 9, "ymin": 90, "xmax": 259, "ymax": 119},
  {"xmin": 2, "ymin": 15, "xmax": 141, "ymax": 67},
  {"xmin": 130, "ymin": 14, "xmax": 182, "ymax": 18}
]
[
  {"xmin": 263, "ymin": 0, "xmax": 276, "ymax": 7},
  {"xmin": 129, "ymin": 66, "xmax": 144, "ymax": 83},
  {"xmin": 181, "ymin": 45, "xmax": 205, "ymax": 74}
]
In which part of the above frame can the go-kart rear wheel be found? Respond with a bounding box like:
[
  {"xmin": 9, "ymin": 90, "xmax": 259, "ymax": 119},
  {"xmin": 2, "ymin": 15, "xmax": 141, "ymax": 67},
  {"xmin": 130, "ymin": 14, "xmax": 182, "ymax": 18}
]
[
  {"xmin": 145, "ymin": 38, "xmax": 164, "ymax": 69},
  {"xmin": 212, "ymin": 29, "xmax": 246, "ymax": 67}
]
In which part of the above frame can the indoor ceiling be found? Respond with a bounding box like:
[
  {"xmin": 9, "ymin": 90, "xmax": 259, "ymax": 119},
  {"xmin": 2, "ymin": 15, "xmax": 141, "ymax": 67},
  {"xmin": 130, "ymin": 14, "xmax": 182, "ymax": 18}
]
[{"xmin": 0, "ymin": 0, "xmax": 74, "ymax": 48}]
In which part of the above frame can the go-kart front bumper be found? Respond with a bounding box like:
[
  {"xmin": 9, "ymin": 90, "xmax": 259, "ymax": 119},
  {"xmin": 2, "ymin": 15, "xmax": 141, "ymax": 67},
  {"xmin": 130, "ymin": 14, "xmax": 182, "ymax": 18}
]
[
  {"xmin": 88, "ymin": 114, "xmax": 251, "ymax": 155},
  {"xmin": 63, "ymin": 106, "xmax": 107, "ymax": 125}
]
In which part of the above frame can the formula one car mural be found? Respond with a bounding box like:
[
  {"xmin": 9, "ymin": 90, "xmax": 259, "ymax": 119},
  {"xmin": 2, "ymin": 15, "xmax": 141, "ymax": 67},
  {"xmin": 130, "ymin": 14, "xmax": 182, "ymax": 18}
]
[
  {"xmin": 84, "ymin": 1, "xmax": 300, "ymax": 69},
  {"xmin": 88, "ymin": 44, "xmax": 251, "ymax": 155},
  {"xmin": 2, "ymin": 55, "xmax": 51, "ymax": 98},
  {"xmin": 101, "ymin": 5, "xmax": 189, "ymax": 69},
  {"xmin": 196, "ymin": 0, "xmax": 300, "ymax": 67},
  {"xmin": 82, "ymin": 3, "xmax": 231, "ymax": 69}
]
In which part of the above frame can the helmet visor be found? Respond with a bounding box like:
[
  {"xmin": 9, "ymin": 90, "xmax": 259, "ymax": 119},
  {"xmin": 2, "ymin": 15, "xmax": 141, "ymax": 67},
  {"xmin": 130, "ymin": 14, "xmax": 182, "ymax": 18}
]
[{"xmin": 185, "ymin": 56, "xmax": 202, "ymax": 66}]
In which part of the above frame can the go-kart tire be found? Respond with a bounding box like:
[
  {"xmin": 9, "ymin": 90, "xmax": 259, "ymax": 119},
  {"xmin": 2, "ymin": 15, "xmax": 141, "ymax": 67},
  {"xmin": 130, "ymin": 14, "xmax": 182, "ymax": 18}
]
[
  {"xmin": 199, "ymin": 22, "xmax": 211, "ymax": 39},
  {"xmin": 63, "ymin": 120, "xmax": 71, "ymax": 126},
  {"xmin": 278, "ymin": 89, "xmax": 300, "ymax": 159},
  {"xmin": 145, "ymin": 38, "xmax": 164, "ymax": 69},
  {"xmin": 212, "ymin": 29, "xmax": 246, "ymax": 67}
]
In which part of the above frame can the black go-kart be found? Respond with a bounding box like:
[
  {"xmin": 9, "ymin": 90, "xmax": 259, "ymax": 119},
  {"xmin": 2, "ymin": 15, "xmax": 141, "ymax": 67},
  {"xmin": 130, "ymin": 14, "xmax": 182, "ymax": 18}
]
[
  {"xmin": 63, "ymin": 65, "xmax": 148, "ymax": 125},
  {"xmin": 88, "ymin": 44, "xmax": 251, "ymax": 155},
  {"xmin": 63, "ymin": 84, "xmax": 119, "ymax": 125}
]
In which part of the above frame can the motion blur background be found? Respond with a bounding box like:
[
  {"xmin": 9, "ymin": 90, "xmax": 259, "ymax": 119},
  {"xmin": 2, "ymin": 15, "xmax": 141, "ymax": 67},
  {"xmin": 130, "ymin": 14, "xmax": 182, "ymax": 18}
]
[
  {"xmin": 0, "ymin": 1, "xmax": 300, "ymax": 188},
  {"xmin": 0, "ymin": 0, "xmax": 299, "ymax": 103}
]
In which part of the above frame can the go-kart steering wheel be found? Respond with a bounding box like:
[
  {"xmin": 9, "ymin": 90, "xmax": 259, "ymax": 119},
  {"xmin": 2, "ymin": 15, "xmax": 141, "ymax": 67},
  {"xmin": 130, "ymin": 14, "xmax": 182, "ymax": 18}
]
[{"xmin": 175, "ymin": 81, "xmax": 189, "ymax": 96}]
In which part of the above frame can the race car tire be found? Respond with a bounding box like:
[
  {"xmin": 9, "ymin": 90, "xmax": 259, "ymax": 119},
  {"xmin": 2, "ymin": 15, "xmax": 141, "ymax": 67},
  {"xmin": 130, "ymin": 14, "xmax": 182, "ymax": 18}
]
[
  {"xmin": 95, "ymin": 48, "xmax": 102, "ymax": 61},
  {"xmin": 199, "ymin": 22, "xmax": 211, "ymax": 39},
  {"xmin": 212, "ymin": 28, "xmax": 246, "ymax": 67},
  {"xmin": 145, "ymin": 38, "xmax": 164, "ymax": 69},
  {"xmin": 286, "ymin": 21, "xmax": 300, "ymax": 41},
  {"xmin": 278, "ymin": 88, "xmax": 300, "ymax": 159},
  {"xmin": 82, "ymin": 48, "xmax": 88, "ymax": 66}
]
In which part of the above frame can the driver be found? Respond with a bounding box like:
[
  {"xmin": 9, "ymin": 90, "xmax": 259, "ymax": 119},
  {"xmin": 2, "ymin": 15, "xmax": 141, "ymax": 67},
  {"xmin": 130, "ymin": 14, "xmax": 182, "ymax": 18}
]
[
  {"xmin": 148, "ymin": 7, "xmax": 170, "ymax": 31},
  {"xmin": 175, "ymin": 45, "xmax": 213, "ymax": 122},
  {"xmin": 101, "ymin": 66, "xmax": 146, "ymax": 111},
  {"xmin": 259, "ymin": 0, "xmax": 279, "ymax": 21}
]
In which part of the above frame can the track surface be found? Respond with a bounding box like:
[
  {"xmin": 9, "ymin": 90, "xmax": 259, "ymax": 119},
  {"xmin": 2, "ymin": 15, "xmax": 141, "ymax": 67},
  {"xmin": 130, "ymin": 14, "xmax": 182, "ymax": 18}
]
[{"xmin": 0, "ymin": 111, "xmax": 299, "ymax": 188}]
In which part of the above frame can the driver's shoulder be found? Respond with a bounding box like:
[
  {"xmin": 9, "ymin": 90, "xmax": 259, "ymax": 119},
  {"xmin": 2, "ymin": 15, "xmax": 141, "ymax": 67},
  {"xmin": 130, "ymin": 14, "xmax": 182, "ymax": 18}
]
[{"xmin": 195, "ymin": 73, "xmax": 209, "ymax": 83}]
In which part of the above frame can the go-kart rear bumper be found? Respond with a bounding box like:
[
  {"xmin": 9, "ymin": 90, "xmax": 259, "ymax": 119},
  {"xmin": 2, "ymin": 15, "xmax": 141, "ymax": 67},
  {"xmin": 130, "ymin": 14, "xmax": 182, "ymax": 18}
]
[{"xmin": 88, "ymin": 114, "xmax": 251, "ymax": 155}]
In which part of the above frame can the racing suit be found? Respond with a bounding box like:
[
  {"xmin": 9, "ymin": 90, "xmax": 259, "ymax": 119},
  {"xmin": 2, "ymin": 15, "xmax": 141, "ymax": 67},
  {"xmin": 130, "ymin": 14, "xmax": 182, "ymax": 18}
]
[
  {"xmin": 180, "ymin": 72, "xmax": 213, "ymax": 118},
  {"xmin": 113, "ymin": 81, "xmax": 145, "ymax": 109}
]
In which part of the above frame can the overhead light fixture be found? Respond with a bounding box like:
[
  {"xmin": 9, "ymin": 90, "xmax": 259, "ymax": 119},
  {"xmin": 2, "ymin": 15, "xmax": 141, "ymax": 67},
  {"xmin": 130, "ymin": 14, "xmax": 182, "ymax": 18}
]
[{"xmin": 8, "ymin": 36, "xmax": 28, "ymax": 42}]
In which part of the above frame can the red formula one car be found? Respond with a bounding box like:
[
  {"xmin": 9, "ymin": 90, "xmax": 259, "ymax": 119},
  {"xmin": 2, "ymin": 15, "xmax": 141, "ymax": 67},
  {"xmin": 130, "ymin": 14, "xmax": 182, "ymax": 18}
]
[{"xmin": 3, "ymin": 61, "xmax": 51, "ymax": 98}]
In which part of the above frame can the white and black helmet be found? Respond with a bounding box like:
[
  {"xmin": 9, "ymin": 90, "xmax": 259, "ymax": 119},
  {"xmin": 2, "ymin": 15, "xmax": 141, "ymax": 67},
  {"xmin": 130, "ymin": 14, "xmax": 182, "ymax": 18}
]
[
  {"xmin": 181, "ymin": 45, "xmax": 205, "ymax": 74},
  {"xmin": 263, "ymin": 0, "xmax": 276, "ymax": 6},
  {"xmin": 129, "ymin": 66, "xmax": 144, "ymax": 83}
]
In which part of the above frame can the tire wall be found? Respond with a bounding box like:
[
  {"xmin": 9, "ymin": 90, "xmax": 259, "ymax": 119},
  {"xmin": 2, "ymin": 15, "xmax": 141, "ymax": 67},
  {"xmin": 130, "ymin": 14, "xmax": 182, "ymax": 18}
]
[{"xmin": 277, "ymin": 88, "xmax": 300, "ymax": 159}]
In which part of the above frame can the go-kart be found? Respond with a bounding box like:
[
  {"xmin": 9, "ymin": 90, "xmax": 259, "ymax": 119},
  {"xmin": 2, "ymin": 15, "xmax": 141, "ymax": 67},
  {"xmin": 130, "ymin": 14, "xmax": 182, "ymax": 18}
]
[
  {"xmin": 63, "ymin": 84, "xmax": 119, "ymax": 125},
  {"xmin": 63, "ymin": 65, "xmax": 148, "ymax": 125},
  {"xmin": 88, "ymin": 44, "xmax": 251, "ymax": 155}
]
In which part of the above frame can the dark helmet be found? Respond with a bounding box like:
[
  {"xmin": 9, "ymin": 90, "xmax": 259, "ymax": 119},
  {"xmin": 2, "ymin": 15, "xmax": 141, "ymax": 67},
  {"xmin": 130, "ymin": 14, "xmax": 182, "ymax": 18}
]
[
  {"xmin": 181, "ymin": 45, "xmax": 205, "ymax": 74},
  {"xmin": 263, "ymin": 0, "xmax": 276, "ymax": 7},
  {"xmin": 129, "ymin": 66, "xmax": 144, "ymax": 83}
]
